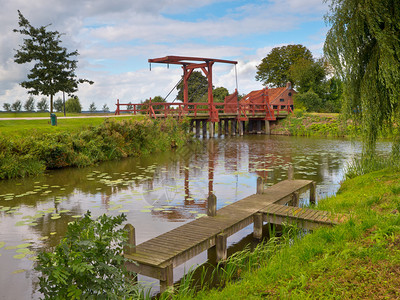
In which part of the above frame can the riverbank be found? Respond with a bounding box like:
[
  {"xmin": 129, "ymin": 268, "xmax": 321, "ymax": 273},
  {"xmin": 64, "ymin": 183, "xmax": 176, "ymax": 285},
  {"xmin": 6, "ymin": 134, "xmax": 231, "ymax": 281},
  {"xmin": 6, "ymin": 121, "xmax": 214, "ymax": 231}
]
[
  {"xmin": 271, "ymin": 111, "xmax": 355, "ymax": 137},
  {"xmin": 164, "ymin": 167, "xmax": 400, "ymax": 299},
  {"xmin": 0, "ymin": 117, "xmax": 192, "ymax": 179}
]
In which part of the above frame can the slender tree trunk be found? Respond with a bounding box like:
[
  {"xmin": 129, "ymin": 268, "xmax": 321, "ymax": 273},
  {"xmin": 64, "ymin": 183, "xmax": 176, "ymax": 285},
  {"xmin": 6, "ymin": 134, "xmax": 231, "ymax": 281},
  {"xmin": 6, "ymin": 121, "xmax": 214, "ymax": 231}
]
[{"xmin": 50, "ymin": 94, "xmax": 54, "ymax": 114}]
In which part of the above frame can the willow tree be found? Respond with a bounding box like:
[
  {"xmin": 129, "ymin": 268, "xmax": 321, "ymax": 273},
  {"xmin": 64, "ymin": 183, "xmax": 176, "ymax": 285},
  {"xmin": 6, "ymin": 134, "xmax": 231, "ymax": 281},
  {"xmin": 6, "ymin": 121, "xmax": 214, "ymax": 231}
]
[{"xmin": 324, "ymin": 0, "xmax": 400, "ymax": 156}]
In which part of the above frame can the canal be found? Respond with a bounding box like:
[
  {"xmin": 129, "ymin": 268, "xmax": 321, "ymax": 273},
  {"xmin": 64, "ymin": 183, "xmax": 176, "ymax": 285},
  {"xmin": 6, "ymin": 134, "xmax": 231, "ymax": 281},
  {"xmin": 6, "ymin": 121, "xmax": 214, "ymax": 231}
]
[{"xmin": 0, "ymin": 135, "xmax": 391, "ymax": 299}]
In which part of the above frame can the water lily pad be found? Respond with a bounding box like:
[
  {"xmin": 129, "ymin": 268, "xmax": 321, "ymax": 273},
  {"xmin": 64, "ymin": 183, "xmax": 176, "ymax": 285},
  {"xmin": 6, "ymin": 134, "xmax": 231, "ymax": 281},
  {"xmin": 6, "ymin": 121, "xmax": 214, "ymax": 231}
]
[
  {"xmin": 16, "ymin": 248, "xmax": 30, "ymax": 253},
  {"xmin": 153, "ymin": 208, "xmax": 164, "ymax": 211},
  {"xmin": 13, "ymin": 253, "xmax": 26, "ymax": 259},
  {"xmin": 140, "ymin": 209, "xmax": 151, "ymax": 213},
  {"xmin": 189, "ymin": 211, "xmax": 198, "ymax": 214},
  {"xmin": 0, "ymin": 242, "xmax": 5, "ymax": 248},
  {"xmin": 27, "ymin": 222, "xmax": 38, "ymax": 226},
  {"xmin": 15, "ymin": 221, "xmax": 27, "ymax": 227},
  {"xmin": 50, "ymin": 232, "xmax": 56, "ymax": 235},
  {"xmin": 16, "ymin": 243, "xmax": 32, "ymax": 249},
  {"xmin": 51, "ymin": 216, "xmax": 61, "ymax": 220},
  {"xmin": 118, "ymin": 209, "xmax": 130, "ymax": 213},
  {"xmin": 12, "ymin": 269, "xmax": 26, "ymax": 274},
  {"xmin": 5, "ymin": 246, "xmax": 17, "ymax": 250},
  {"xmin": 72, "ymin": 215, "xmax": 82, "ymax": 218}
]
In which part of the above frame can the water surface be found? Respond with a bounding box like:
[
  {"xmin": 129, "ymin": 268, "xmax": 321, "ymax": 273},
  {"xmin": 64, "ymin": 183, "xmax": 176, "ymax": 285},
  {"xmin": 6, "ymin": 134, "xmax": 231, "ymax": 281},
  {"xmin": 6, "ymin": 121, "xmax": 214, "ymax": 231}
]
[{"xmin": 0, "ymin": 135, "xmax": 391, "ymax": 299}]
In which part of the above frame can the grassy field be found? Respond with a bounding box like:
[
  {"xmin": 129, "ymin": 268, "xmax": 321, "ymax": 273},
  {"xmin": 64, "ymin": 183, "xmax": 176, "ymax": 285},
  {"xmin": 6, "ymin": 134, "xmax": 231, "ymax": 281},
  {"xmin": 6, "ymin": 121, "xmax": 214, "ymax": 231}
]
[
  {"xmin": 161, "ymin": 167, "xmax": 400, "ymax": 299},
  {"xmin": 0, "ymin": 114, "xmax": 138, "ymax": 136}
]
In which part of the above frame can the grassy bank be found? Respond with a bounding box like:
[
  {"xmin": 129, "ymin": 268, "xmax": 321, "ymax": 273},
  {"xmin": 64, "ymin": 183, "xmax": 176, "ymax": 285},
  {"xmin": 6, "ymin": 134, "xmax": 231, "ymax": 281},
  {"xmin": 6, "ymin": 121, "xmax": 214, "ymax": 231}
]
[
  {"xmin": 161, "ymin": 167, "xmax": 400, "ymax": 299},
  {"xmin": 0, "ymin": 117, "xmax": 191, "ymax": 179},
  {"xmin": 271, "ymin": 111, "xmax": 356, "ymax": 137}
]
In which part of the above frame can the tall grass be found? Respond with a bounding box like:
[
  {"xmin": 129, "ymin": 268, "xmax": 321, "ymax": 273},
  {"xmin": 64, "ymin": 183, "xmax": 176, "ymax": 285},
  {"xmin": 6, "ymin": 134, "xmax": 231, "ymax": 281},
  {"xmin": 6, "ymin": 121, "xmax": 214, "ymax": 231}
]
[
  {"xmin": 344, "ymin": 154, "xmax": 400, "ymax": 179},
  {"xmin": 0, "ymin": 117, "xmax": 191, "ymax": 179}
]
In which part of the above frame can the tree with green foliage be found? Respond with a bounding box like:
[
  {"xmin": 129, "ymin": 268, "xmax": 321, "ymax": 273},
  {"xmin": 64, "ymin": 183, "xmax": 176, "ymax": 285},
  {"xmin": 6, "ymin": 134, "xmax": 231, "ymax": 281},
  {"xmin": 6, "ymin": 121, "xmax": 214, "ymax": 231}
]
[
  {"xmin": 140, "ymin": 96, "xmax": 166, "ymax": 113},
  {"xmin": 289, "ymin": 58, "xmax": 342, "ymax": 113},
  {"xmin": 53, "ymin": 97, "xmax": 64, "ymax": 112},
  {"xmin": 11, "ymin": 100, "xmax": 22, "ymax": 112},
  {"xmin": 24, "ymin": 96, "xmax": 35, "ymax": 111},
  {"xmin": 35, "ymin": 212, "xmax": 137, "ymax": 299},
  {"xmin": 65, "ymin": 97, "xmax": 82, "ymax": 113},
  {"xmin": 102, "ymin": 104, "xmax": 110, "ymax": 112},
  {"xmin": 3, "ymin": 103, "xmax": 11, "ymax": 112},
  {"xmin": 256, "ymin": 44, "xmax": 313, "ymax": 87},
  {"xmin": 324, "ymin": 0, "xmax": 400, "ymax": 156},
  {"xmin": 37, "ymin": 97, "xmax": 49, "ymax": 112},
  {"xmin": 89, "ymin": 102, "xmax": 97, "ymax": 112},
  {"xmin": 213, "ymin": 87, "xmax": 229, "ymax": 103},
  {"xmin": 13, "ymin": 10, "xmax": 93, "ymax": 114},
  {"xmin": 177, "ymin": 71, "xmax": 209, "ymax": 102}
]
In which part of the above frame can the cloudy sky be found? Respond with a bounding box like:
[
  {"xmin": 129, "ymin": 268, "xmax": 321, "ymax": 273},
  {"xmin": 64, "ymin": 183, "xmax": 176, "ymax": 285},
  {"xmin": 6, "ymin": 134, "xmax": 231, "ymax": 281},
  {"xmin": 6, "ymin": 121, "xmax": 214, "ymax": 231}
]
[{"xmin": 0, "ymin": 0, "xmax": 329, "ymax": 111}]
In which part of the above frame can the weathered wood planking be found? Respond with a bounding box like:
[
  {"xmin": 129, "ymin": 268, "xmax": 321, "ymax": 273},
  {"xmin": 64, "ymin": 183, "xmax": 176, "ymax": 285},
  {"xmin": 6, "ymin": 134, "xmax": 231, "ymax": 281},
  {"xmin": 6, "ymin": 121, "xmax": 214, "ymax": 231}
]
[
  {"xmin": 260, "ymin": 203, "xmax": 344, "ymax": 230},
  {"xmin": 124, "ymin": 179, "xmax": 317, "ymax": 291}
]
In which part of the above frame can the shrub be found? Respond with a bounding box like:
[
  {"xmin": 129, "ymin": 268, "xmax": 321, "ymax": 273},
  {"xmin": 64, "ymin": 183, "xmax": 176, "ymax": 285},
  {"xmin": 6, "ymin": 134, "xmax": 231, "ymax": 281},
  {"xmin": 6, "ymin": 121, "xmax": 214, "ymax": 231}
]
[{"xmin": 35, "ymin": 212, "xmax": 136, "ymax": 299}]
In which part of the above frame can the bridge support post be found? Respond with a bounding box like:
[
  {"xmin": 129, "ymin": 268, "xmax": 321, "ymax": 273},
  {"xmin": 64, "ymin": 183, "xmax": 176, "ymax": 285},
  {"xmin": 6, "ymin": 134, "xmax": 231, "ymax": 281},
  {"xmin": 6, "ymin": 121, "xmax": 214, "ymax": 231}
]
[
  {"xmin": 231, "ymin": 119, "xmax": 236, "ymax": 135},
  {"xmin": 195, "ymin": 120, "xmax": 201, "ymax": 137},
  {"xmin": 224, "ymin": 119, "xmax": 229, "ymax": 135},
  {"xmin": 290, "ymin": 191, "xmax": 300, "ymax": 207},
  {"xmin": 190, "ymin": 119, "xmax": 195, "ymax": 134},
  {"xmin": 248, "ymin": 120, "xmax": 253, "ymax": 133},
  {"xmin": 202, "ymin": 120, "xmax": 207, "ymax": 138},
  {"xmin": 257, "ymin": 120, "xmax": 262, "ymax": 134},
  {"xmin": 265, "ymin": 120, "xmax": 270, "ymax": 135},
  {"xmin": 216, "ymin": 232, "xmax": 227, "ymax": 262},
  {"xmin": 209, "ymin": 122, "xmax": 214, "ymax": 138},
  {"xmin": 238, "ymin": 121, "xmax": 244, "ymax": 136},
  {"xmin": 207, "ymin": 193, "xmax": 217, "ymax": 217},
  {"xmin": 253, "ymin": 212, "xmax": 263, "ymax": 239},
  {"xmin": 160, "ymin": 263, "xmax": 174, "ymax": 293},
  {"xmin": 310, "ymin": 181, "xmax": 316, "ymax": 205},
  {"xmin": 218, "ymin": 120, "xmax": 222, "ymax": 136}
]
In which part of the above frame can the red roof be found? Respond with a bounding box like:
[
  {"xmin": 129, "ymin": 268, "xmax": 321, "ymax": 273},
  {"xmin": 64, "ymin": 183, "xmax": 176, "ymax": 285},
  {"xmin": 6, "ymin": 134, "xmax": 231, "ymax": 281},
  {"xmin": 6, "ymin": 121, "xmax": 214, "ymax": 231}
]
[{"xmin": 240, "ymin": 86, "xmax": 294, "ymax": 104}]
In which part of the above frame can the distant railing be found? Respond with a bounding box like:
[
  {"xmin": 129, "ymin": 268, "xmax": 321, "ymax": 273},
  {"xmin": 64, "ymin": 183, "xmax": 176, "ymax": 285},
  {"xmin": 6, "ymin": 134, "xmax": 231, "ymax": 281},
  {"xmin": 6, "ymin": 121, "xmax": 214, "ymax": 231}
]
[{"xmin": 115, "ymin": 99, "xmax": 292, "ymax": 121}]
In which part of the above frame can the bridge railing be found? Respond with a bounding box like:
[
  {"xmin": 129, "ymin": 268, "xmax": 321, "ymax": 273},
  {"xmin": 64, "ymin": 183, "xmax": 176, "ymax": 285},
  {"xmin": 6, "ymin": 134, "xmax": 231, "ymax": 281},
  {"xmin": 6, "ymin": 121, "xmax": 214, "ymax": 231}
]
[{"xmin": 115, "ymin": 100, "xmax": 292, "ymax": 119}]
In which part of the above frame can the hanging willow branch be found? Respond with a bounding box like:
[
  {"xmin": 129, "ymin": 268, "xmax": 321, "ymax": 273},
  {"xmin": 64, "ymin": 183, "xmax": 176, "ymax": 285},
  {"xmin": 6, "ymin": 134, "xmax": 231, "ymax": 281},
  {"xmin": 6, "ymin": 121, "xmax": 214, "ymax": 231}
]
[{"xmin": 324, "ymin": 0, "xmax": 400, "ymax": 156}]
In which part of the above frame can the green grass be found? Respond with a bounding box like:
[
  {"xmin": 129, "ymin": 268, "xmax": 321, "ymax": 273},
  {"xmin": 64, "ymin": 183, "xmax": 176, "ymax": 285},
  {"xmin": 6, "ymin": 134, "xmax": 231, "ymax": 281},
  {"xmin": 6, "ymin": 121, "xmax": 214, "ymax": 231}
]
[
  {"xmin": 162, "ymin": 168, "xmax": 400, "ymax": 299},
  {"xmin": 0, "ymin": 115, "xmax": 139, "ymax": 136}
]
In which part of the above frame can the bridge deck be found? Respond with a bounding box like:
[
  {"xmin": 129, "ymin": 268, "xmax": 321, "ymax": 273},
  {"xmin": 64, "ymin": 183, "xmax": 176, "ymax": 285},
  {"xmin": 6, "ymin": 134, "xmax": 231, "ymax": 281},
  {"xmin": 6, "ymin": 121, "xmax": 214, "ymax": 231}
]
[{"xmin": 124, "ymin": 179, "xmax": 343, "ymax": 291}]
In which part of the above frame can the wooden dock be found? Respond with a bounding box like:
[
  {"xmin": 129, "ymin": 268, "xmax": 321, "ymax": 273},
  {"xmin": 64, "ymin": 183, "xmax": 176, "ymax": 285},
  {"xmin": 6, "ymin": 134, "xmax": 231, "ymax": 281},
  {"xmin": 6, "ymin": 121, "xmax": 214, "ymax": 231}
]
[{"xmin": 124, "ymin": 176, "xmax": 343, "ymax": 292}]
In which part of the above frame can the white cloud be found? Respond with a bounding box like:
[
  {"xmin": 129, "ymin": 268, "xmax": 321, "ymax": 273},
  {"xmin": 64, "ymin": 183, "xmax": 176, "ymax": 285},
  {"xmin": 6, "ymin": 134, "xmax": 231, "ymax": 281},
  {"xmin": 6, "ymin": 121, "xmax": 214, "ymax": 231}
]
[{"xmin": 0, "ymin": 0, "xmax": 328, "ymax": 111}]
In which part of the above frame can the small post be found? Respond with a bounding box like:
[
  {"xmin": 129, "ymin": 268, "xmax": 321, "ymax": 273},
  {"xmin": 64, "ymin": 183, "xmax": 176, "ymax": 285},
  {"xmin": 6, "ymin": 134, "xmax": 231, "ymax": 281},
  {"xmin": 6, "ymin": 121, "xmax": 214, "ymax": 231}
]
[
  {"xmin": 160, "ymin": 263, "xmax": 174, "ymax": 293},
  {"xmin": 209, "ymin": 122, "xmax": 214, "ymax": 138},
  {"xmin": 257, "ymin": 120, "xmax": 262, "ymax": 134},
  {"xmin": 239, "ymin": 120, "xmax": 244, "ymax": 136},
  {"xmin": 288, "ymin": 164, "xmax": 294, "ymax": 180},
  {"xmin": 256, "ymin": 177, "xmax": 264, "ymax": 194},
  {"xmin": 231, "ymin": 119, "xmax": 236, "ymax": 135},
  {"xmin": 207, "ymin": 193, "xmax": 217, "ymax": 217},
  {"xmin": 265, "ymin": 120, "xmax": 270, "ymax": 135},
  {"xmin": 202, "ymin": 120, "xmax": 207, "ymax": 137},
  {"xmin": 123, "ymin": 224, "xmax": 136, "ymax": 255},
  {"xmin": 225, "ymin": 119, "xmax": 229, "ymax": 135},
  {"xmin": 253, "ymin": 212, "xmax": 263, "ymax": 239},
  {"xmin": 216, "ymin": 232, "xmax": 227, "ymax": 262},
  {"xmin": 310, "ymin": 181, "xmax": 316, "ymax": 205},
  {"xmin": 291, "ymin": 191, "xmax": 300, "ymax": 207},
  {"xmin": 218, "ymin": 120, "xmax": 222, "ymax": 135},
  {"xmin": 195, "ymin": 120, "xmax": 201, "ymax": 138}
]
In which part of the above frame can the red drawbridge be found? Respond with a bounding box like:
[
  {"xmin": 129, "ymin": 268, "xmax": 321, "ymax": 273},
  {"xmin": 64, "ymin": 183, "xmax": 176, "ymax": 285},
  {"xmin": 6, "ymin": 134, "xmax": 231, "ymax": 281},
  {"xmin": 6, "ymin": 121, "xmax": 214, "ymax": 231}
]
[{"xmin": 115, "ymin": 56, "xmax": 292, "ymax": 134}]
